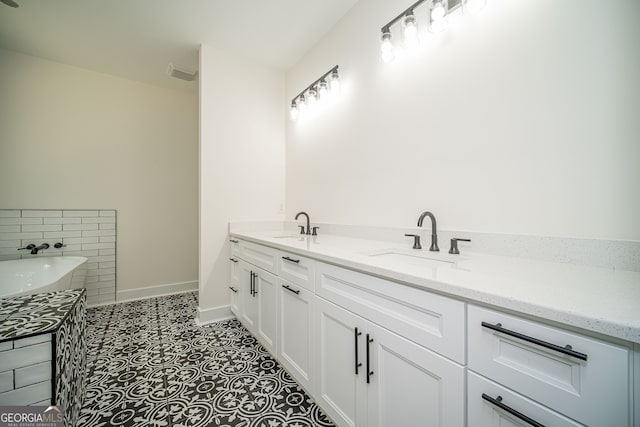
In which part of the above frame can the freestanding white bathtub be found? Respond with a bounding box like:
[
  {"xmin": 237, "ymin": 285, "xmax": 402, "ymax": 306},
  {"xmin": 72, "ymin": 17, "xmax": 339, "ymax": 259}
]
[{"xmin": 0, "ymin": 256, "xmax": 88, "ymax": 298}]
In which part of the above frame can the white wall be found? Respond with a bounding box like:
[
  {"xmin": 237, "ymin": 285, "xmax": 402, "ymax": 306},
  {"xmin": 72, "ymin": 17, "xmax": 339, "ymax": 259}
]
[
  {"xmin": 286, "ymin": 0, "xmax": 640, "ymax": 241},
  {"xmin": 199, "ymin": 45, "xmax": 285, "ymax": 317},
  {"xmin": 0, "ymin": 48, "xmax": 199, "ymax": 292}
]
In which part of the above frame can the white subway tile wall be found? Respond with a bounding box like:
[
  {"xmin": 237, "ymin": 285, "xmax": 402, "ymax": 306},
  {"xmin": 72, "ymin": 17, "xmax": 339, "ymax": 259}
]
[
  {"xmin": 0, "ymin": 209, "xmax": 117, "ymax": 304},
  {"xmin": 0, "ymin": 335, "xmax": 52, "ymax": 406}
]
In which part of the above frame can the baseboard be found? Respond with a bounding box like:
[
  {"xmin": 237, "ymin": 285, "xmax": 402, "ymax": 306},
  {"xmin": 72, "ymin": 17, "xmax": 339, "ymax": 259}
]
[
  {"xmin": 115, "ymin": 280, "xmax": 198, "ymax": 304},
  {"xmin": 196, "ymin": 305, "xmax": 234, "ymax": 325}
]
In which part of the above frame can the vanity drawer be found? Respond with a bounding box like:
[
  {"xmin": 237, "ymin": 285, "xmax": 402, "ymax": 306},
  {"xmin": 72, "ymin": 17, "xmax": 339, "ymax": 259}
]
[
  {"xmin": 240, "ymin": 240, "xmax": 278, "ymax": 274},
  {"xmin": 229, "ymin": 237, "xmax": 241, "ymax": 257},
  {"xmin": 278, "ymin": 251, "xmax": 314, "ymax": 291},
  {"xmin": 315, "ymin": 261, "xmax": 465, "ymax": 364},
  {"xmin": 468, "ymin": 371, "xmax": 583, "ymax": 427},
  {"xmin": 468, "ymin": 305, "xmax": 629, "ymax": 427}
]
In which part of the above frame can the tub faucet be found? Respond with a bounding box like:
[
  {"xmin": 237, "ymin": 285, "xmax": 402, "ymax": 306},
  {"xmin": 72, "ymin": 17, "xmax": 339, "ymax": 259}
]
[
  {"xmin": 295, "ymin": 211, "xmax": 311, "ymax": 235},
  {"xmin": 417, "ymin": 211, "xmax": 439, "ymax": 252},
  {"xmin": 30, "ymin": 243, "xmax": 50, "ymax": 255}
]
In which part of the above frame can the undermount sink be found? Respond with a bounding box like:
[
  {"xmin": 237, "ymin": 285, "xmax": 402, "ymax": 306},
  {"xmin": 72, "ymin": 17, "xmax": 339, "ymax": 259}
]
[{"xmin": 365, "ymin": 249, "xmax": 459, "ymax": 267}]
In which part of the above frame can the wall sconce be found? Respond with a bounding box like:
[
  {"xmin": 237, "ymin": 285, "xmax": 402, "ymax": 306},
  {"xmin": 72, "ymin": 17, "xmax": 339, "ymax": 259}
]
[
  {"xmin": 289, "ymin": 65, "xmax": 340, "ymax": 122},
  {"xmin": 379, "ymin": 0, "xmax": 486, "ymax": 63}
]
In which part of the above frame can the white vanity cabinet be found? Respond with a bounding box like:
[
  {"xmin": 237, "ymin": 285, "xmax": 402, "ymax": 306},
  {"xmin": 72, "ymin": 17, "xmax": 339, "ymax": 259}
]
[
  {"xmin": 278, "ymin": 278, "xmax": 315, "ymax": 393},
  {"xmin": 238, "ymin": 260, "xmax": 258, "ymax": 335},
  {"xmin": 467, "ymin": 305, "xmax": 631, "ymax": 427},
  {"xmin": 314, "ymin": 262, "xmax": 466, "ymax": 427},
  {"xmin": 228, "ymin": 236, "xmax": 637, "ymax": 427},
  {"xmin": 231, "ymin": 240, "xmax": 279, "ymax": 354},
  {"xmin": 276, "ymin": 250, "xmax": 316, "ymax": 392}
]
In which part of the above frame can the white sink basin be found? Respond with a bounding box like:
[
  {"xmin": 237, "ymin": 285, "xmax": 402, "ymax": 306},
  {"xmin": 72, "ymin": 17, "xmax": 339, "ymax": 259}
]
[
  {"xmin": 270, "ymin": 234, "xmax": 310, "ymax": 242},
  {"xmin": 365, "ymin": 249, "xmax": 461, "ymax": 267}
]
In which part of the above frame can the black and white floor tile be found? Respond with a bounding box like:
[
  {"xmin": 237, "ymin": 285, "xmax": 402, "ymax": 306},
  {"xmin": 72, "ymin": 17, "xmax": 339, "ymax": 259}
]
[{"xmin": 77, "ymin": 292, "xmax": 335, "ymax": 427}]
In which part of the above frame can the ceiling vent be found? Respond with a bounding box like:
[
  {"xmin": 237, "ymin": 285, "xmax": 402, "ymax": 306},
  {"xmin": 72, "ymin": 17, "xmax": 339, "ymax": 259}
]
[
  {"xmin": 1, "ymin": 0, "xmax": 19, "ymax": 7},
  {"xmin": 167, "ymin": 63, "xmax": 198, "ymax": 82}
]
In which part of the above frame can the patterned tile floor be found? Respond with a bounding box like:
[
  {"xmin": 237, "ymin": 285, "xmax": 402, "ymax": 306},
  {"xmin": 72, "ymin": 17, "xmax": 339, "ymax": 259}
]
[{"xmin": 77, "ymin": 292, "xmax": 335, "ymax": 427}]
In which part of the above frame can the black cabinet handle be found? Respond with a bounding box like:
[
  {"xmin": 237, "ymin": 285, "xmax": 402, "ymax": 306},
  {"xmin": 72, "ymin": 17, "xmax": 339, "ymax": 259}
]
[
  {"xmin": 481, "ymin": 322, "xmax": 587, "ymax": 361},
  {"xmin": 252, "ymin": 272, "xmax": 258, "ymax": 296},
  {"xmin": 482, "ymin": 394, "xmax": 546, "ymax": 427},
  {"xmin": 229, "ymin": 286, "xmax": 238, "ymax": 293},
  {"xmin": 230, "ymin": 239, "xmax": 239, "ymax": 243},
  {"xmin": 282, "ymin": 284, "xmax": 300, "ymax": 295},
  {"xmin": 229, "ymin": 258, "xmax": 238, "ymax": 263},
  {"xmin": 282, "ymin": 256, "xmax": 300, "ymax": 264},
  {"xmin": 249, "ymin": 271, "xmax": 255, "ymax": 296},
  {"xmin": 354, "ymin": 328, "xmax": 362, "ymax": 375},
  {"xmin": 366, "ymin": 334, "xmax": 374, "ymax": 384}
]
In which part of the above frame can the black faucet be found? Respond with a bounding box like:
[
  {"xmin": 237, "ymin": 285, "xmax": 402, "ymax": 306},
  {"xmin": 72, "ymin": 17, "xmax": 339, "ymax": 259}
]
[
  {"xmin": 295, "ymin": 212, "xmax": 311, "ymax": 235},
  {"xmin": 30, "ymin": 243, "xmax": 50, "ymax": 255},
  {"xmin": 417, "ymin": 211, "xmax": 439, "ymax": 252}
]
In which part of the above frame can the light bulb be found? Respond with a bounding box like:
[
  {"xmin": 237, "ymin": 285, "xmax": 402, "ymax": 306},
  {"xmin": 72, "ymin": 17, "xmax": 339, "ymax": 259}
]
[
  {"xmin": 298, "ymin": 95, "xmax": 306, "ymax": 113},
  {"xmin": 329, "ymin": 69, "xmax": 340, "ymax": 93},
  {"xmin": 318, "ymin": 81, "xmax": 329, "ymax": 99},
  {"xmin": 403, "ymin": 14, "xmax": 419, "ymax": 48},
  {"xmin": 432, "ymin": 2, "xmax": 445, "ymax": 20},
  {"xmin": 429, "ymin": 0, "xmax": 449, "ymax": 33},
  {"xmin": 289, "ymin": 102, "xmax": 298, "ymax": 121},
  {"xmin": 380, "ymin": 30, "xmax": 394, "ymax": 63},
  {"xmin": 307, "ymin": 88, "xmax": 317, "ymax": 108},
  {"xmin": 462, "ymin": 0, "xmax": 486, "ymax": 15}
]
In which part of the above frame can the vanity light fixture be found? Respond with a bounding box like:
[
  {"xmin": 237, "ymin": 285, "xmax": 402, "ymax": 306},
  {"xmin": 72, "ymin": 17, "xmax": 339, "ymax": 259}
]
[
  {"xmin": 289, "ymin": 65, "xmax": 340, "ymax": 121},
  {"xmin": 379, "ymin": 0, "xmax": 486, "ymax": 63}
]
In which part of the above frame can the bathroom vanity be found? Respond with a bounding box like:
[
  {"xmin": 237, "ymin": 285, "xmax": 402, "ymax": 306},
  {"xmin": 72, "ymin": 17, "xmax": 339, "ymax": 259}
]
[
  {"xmin": 0, "ymin": 289, "xmax": 86, "ymax": 427},
  {"xmin": 228, "ymin": 225, "xmax": 639, "ymax": 427}
]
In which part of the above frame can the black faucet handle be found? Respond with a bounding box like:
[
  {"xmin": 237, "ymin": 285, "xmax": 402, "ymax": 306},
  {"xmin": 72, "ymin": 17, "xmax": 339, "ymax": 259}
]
[
  {"xmin": 404, "ymin": 234, "xmax": 422, "ymax": 250},
  {"xmin": 312, "ymin": 227, "xmax": 320, "ymax": 236},
  {"xmin": 449, "ymin": 238, "xmax": 471, "ymax": 255},
  {"xmin": 298, "ymin": 225, "xmax": 305, "ymax": 235},
  {"xmin": 18, "ymin": 244, "xmax": 36, "ymax": 251}
]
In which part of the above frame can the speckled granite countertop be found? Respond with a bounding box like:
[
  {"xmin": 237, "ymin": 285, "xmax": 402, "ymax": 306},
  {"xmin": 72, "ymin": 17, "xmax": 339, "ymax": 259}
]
[
  {"xmin": 0, "ymin": 289, "xmax": 86, "ymax": 342},
  {"xmin": 230, "ymin": 230, "xmax": 640, "ymax": 344}
]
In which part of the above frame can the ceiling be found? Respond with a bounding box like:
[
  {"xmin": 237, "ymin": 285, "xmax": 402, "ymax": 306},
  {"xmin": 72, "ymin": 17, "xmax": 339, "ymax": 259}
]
[{"xmin": 0, "ymin": 0, "xmax": 358, "ymax": 92}]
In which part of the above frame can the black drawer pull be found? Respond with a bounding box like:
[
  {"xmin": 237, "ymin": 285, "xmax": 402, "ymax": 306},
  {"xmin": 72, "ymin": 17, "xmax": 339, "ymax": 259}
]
[
  {"xmin": 229, "ymin": 286, "xmax": 238, "ymax": 293},
  {"xmin": 229, "ymin": 258, "xmax": 238, "ymax": 263},
  {"xmin": 354, "ymin": 328, "xmax": 362, "ymax": 375},
  {"xmin": 481, "ymin": 322, "xmax": 588, "ymax": 361},
  {"xmin": 482, "ymin": 394, "xmax": 546, "ymax": 427},
  {"xmin": 282, "ymin": 256, "xmax": 300, "ymax": 264},
  {"xmin": 282, "ymin": 284, "xmax": 300, "ymax": 295},
  {"xmin": 229, "ymin": 239, "xmax": 239, "ymax": 243}
]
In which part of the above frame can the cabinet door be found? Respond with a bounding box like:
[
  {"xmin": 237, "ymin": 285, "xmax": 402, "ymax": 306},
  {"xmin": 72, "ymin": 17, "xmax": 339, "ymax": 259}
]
[
  {"xmin": 256, "ymin": 269, "xmax": 278, "ymax": 355},
  {"xmin": 314, "ymin": 297, "xmax": 367, "ymax": 427},
  {"xmin": 278, "ymin": 278, "xmax": 314, "ymax": 393},
  {"xmin": 239, "ymin": 261, "xmax": 258, "ymax": 335},
  {"xmin": 366, "ymin": 321, "xmax": 465, "ymax": 427},
  {"xmin": 229, "ymin": 258, "xmax": 241, "ymax": 316}
]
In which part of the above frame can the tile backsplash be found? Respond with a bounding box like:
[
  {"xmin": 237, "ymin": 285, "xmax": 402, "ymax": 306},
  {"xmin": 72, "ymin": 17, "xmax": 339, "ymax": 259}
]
[{"xmin": 0, "ymin": 209, "xmax": 116, "ymax": 304}]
